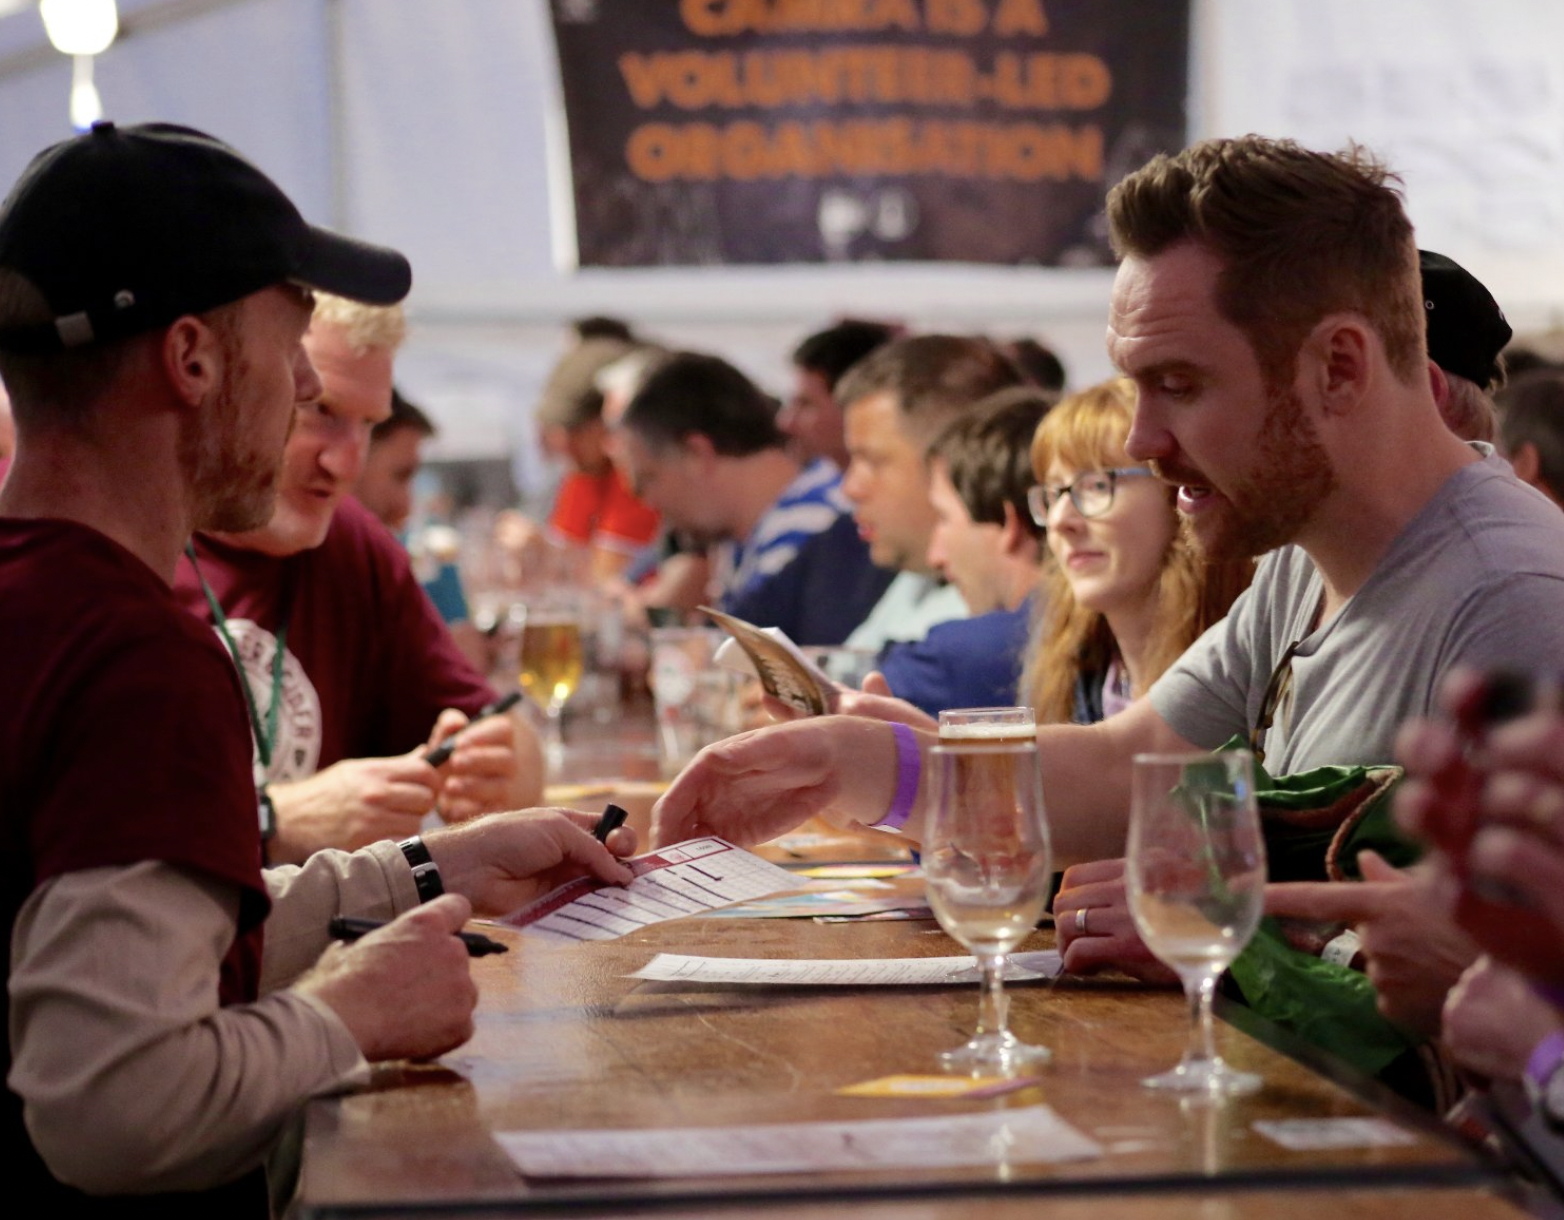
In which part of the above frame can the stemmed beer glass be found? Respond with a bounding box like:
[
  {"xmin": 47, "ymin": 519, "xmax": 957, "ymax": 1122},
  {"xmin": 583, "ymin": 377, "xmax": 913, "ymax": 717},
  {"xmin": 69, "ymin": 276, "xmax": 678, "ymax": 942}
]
[
  {"xmin": 923, "ymin": 708, "xmax": 1052, "ymax": 1071},
  {"xmin": 515, "ymin": 603, "xmax": 584, "ymax": 761},
  {"xmin": 1126, "ymin": 751, "xmax": 1266, "ymax": 1095}
]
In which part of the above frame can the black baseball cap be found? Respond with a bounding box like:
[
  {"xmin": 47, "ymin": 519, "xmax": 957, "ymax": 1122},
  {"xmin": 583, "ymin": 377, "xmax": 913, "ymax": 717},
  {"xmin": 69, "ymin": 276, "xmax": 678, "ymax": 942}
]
[
  {"xmin": 1420, "ymin": 249, "xmax": 1512, "ymax": 387},
  {"xmin": 0, "ymin": 120, "xmax": 411, "ymax": 353}
]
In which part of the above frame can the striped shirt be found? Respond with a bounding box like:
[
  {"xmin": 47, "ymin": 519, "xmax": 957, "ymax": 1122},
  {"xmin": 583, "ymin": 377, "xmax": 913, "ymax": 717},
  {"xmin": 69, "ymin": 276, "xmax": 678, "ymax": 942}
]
[{"xmin": 718, "ymin": 459, "xmax": 850, "ymax": 604}]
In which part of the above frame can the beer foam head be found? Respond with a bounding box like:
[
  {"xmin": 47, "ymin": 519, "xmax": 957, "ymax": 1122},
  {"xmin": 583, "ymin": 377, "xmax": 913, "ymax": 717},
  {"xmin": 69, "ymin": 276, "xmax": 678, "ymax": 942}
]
[{"xmin": 938, "ymin": 718, "xmax": 1034, "ymax": 741}]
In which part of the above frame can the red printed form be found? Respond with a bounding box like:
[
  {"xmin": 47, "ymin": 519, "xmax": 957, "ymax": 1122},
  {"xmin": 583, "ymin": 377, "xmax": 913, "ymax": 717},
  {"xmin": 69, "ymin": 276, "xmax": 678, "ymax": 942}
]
[{"xmin": 492, "ymin": 837, "xmax": 801, "ymax": 943}]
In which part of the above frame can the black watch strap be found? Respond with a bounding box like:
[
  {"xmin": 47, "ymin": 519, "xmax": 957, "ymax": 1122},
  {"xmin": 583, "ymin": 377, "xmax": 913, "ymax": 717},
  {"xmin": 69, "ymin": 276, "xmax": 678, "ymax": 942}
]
[{"xmin": 399, "ymin": 835, "xmax": 444, "ymax": 902}]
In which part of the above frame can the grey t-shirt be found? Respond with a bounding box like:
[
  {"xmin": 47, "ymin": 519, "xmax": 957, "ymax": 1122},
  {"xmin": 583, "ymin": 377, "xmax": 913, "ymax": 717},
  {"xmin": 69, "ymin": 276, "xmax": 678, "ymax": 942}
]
[{"xmin": 1150, "ymin": 453, "xmax": 1564, "ymax": 774}]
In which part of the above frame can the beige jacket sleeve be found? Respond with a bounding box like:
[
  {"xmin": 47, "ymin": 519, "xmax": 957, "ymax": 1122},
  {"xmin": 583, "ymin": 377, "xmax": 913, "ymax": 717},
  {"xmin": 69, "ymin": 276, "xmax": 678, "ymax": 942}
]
[
  {"xmin": 9, "ymin": 861, "xmax": 370, "ymax": 1196},
  {"xmin": 259, "ymin": 839, "xmax": 420, "ymax": 991}
]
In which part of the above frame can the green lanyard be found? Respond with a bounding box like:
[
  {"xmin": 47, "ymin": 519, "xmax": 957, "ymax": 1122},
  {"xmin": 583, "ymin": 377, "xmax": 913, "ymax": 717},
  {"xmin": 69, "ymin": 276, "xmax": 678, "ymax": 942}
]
[{"xmin": 185, "ymin": 541, "xmax": 294, "ymax": 772}]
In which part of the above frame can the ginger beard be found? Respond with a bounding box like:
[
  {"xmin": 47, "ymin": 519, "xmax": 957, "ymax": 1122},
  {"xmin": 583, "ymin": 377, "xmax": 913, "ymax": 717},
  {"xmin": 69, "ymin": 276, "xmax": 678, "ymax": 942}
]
[
  {"xmin": 182, "ymin": 331, "xmax": 291, "ymax": 535},
  {"xmin": 1155, "ymin": 380, "xmax": 1337, "ymax": 562}
]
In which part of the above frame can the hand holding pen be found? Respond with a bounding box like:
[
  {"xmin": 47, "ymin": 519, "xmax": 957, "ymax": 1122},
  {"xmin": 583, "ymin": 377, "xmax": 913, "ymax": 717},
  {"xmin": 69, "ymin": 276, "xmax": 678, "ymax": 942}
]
[
  {"xmin": 326, "ymin": 806, "xmax": 630, "ymax": 958},
  {"xmin": 330, "ymin": 914, "xmax": 508, "ymax": 957},
  {"xmin": 303, "ymin": 894, "xmax": 480, "ymax": 1062},
  {"xmin": 423, "ymin": 692, "xmax": 530, "ymax": 823},
  {"xmin": 426, "ymin": 691, "xmax": 523, "ymax": 767}
]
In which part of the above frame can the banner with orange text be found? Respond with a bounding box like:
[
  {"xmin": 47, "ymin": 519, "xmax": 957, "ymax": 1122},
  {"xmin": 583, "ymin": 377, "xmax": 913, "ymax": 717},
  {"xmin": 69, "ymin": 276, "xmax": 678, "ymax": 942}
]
[{"xmin": 548, "ymin": 0, "xmax": 1188, "ymax": 267}]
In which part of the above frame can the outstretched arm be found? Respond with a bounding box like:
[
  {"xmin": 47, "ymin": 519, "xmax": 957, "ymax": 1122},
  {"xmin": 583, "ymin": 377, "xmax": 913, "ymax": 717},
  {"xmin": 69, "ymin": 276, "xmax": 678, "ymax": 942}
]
[{"xmin": 653, "ymin": 695, "xmax": 1187, "ymax": 865}]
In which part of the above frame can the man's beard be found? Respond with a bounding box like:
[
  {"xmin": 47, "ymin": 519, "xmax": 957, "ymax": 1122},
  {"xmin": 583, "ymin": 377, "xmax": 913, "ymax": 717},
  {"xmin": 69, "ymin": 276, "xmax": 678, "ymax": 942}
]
[
  {"xmin": 181, "ymin": 362, "xmax": 283, "ymax": 535},
  {"xmin": 1157, "ymin": 383, "xmax": 1337, "ymax": 562}
]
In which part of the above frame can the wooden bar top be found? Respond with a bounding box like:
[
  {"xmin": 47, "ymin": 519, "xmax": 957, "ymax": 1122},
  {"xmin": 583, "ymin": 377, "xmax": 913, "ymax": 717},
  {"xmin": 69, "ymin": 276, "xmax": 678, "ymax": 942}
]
[
  {"xmin": 299, "ymin": 1185, "xmax": 1537, "ymax": 1220},
  {"xmin": 298, "ymin": 885, "xmax": 1504, "ymax": 1215}
]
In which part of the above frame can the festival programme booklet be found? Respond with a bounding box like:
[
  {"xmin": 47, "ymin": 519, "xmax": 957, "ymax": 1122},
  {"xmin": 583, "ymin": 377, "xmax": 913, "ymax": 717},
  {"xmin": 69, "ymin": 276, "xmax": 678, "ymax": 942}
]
[{"xmin": 699, "ymin": 606, "xmax": 837, "ymax": 715}]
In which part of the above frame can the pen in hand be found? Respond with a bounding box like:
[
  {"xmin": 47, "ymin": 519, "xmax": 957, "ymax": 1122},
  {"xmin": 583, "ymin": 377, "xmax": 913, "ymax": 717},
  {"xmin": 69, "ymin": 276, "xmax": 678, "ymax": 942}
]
[
  {"xmin": 328, "ymin": 915, "xmax": 509, "ymax": 957},
  {"xmin": 425, "ymin": 690, "xmax": 524, "ymax": 767}
]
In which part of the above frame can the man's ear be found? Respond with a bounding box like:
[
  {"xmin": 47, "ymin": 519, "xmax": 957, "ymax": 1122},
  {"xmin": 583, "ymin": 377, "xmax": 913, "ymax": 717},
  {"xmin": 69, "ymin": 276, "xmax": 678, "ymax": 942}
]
[
  {"xmin": 682, "ymin": 431, "xmax": 718, "ymax": 469},
  {"xmin": 1511, "ymin": 440, "xmax": 1543, "ymax": 486},
  {"xmin": 999, "ymin": 501, "xmax": 1030, "ymax": 557},
  {"xmin": 1303, "ymin": 314, "xmax": 1372, "ymax": 417},
  {"xmin": 159, "ymin": 316, "xmax": 222, "ymax": 409}
]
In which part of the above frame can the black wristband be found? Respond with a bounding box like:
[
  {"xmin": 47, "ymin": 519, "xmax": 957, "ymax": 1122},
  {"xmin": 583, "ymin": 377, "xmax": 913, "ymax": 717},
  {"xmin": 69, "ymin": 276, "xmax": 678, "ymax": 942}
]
[{"xmin": 399, "ymin": 835, "xmax": 444, "ymax": 902}]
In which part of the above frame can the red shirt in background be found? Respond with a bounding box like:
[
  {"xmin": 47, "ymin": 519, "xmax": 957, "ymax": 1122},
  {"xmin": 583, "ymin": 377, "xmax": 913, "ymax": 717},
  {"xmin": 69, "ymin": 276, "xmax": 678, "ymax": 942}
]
[{"xmin": 547, "ymin": 465, "xmax": 660, "ymax": 556}]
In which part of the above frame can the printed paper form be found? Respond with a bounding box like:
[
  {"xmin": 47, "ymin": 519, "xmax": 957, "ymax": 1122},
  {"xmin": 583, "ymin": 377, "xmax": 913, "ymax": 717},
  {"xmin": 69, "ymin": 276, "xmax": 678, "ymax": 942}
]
[
  {"xmin": 498, "ymin": 1103, "xmax": 1101, "ymax": 1179},
  {"xmin": 629, "ymin": 950, "xmax": 1061, "ymax": 986},
  {"xmin": 492, "ymin": 837, "xmax": 800, "ymax": 943}
]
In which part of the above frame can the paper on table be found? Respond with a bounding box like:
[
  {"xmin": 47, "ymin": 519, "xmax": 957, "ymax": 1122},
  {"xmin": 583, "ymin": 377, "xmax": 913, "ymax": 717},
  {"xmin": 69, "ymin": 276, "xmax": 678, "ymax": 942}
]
[
  {"xmin": 628, "ymin": 950, "xmax": 1061, "ymax": 986},
  {"xmin": 1253, "ymin": 1117, "xmax": 1419, "ymax": 1150},
  {"xmin": 498, "ymin": 1103, "xmax": 1100, "ymax": 1179},
  {"xmin": 491, "ymin": 837, "xmax": 800, "ymax": 943},
  {"xmin": 707, "ymin": 890, "xmax": 925, "ymax": 920}
]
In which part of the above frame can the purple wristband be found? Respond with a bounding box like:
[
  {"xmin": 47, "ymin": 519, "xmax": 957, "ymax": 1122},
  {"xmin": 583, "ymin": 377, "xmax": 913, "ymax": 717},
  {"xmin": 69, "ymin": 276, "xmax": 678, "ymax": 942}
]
[
  {"xmin": 1527, "ymin": 1029, "xmax": 1564, "ymax": 1087},
  {"xmin": 872, "ymin": 722, "xmax": 920, "ymax": 832}
]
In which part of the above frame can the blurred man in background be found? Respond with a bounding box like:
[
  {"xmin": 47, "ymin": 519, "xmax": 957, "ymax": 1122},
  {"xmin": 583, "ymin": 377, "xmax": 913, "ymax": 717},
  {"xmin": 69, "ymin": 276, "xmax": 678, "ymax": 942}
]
[
  {"xmin": 621, "ymin": 351, "xmax": 890, "ymax": 643},
  {"xmin": 357, "ymin": 387, "xmax": 434, "ymax": 533},
  {"xmin": 835, "ymin": 333, "xmax": 1024, "ymax": 652},
  {"xmin": 780, "ymin": 318, "xmax": 899, "ymax": 471}
]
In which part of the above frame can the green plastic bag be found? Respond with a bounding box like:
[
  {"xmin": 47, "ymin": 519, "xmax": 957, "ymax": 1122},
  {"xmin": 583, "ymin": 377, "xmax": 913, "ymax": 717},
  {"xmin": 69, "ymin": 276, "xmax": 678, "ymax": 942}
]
[
  {"xmin": 1219, "ymin": 741, "xmax": 1423, "ymax": 1079},
  {"xmin": 1229, "ymin": 918, "xmax": 1418, "ymax": 1077}
]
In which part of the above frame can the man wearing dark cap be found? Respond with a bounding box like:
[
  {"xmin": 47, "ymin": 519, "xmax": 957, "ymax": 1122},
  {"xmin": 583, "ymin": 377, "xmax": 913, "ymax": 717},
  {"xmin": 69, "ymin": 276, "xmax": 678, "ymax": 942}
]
[
  {"xmin": 1420, "ymin": 248, "xmax": 1513, "ymax": 443},
  {"xmin": 0, "ymin": 122, "xmax": 632, "ymax": 1211}
]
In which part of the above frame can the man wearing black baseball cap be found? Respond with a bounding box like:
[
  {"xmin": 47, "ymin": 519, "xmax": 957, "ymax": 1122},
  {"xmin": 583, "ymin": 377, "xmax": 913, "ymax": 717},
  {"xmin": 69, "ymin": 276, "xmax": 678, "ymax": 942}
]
[
  {"xmin": 0, "ymin": 122, "xmax": 633, "ymax": 1213},
  {"xmin": 1420, "ymin": 248, "xmax": 1513, "ymax": 443}
]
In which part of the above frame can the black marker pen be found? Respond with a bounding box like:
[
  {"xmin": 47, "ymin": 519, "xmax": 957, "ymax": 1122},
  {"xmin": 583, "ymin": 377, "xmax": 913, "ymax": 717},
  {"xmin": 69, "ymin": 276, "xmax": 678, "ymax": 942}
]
[
  {"xmin": 593, "ymin": 803, "xmax": 629, "ymax": 843},
  {"xmin": 328, "ymin": 915, "xmax": 509, "ymax": 957},
  {"xmin": 426, "ymin": 690, "xmax": 524, "ymax": 767}
]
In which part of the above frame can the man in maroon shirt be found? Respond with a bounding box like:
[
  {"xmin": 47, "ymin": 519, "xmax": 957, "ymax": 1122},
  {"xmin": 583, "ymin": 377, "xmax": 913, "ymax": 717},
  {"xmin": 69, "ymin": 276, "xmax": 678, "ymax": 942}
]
[
  {"xmin": 0, "ymin": 121, "xmax": 631, "ymax": 1212},
  {"xmin": 175, "ymin": 295, "xmax": 544, "ymax": 864}
]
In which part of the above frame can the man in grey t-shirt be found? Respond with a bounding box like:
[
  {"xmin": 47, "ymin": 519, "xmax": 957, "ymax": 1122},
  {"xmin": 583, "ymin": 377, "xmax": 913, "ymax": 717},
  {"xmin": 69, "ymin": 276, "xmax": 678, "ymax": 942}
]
[
  {"xmin": 653, "ymin": 137, "xmax": 1564, "ymax": 957},
  {"xmin": 1152, "ymin": 453, "xmax": 1564, "ymax": 775}
]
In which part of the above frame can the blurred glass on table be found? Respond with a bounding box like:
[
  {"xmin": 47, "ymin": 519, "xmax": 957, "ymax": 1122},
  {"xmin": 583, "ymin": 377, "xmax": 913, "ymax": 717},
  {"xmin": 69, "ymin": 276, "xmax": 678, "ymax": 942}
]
[{"xmin": 650, "ymin": 626, "xmax": 747, "ymax": 777}]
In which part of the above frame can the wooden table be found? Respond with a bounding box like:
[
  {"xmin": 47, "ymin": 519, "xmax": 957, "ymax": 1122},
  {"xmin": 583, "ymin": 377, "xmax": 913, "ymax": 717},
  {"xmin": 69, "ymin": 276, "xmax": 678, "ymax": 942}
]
[
  {"xmin": 296, "ymin": 883, "xmax": 1521, "ymax": 1218},
  {"xmin": 298, "ymin": 1186, "xmax": 1538, "ymax": 1220}
]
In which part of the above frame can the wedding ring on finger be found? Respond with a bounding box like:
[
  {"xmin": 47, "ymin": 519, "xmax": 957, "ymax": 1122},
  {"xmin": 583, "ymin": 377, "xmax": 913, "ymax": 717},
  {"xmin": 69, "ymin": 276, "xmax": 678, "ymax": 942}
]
[{"xmin": 1075, "ymin": 907, "xmax": 1089, "ymax": 935}]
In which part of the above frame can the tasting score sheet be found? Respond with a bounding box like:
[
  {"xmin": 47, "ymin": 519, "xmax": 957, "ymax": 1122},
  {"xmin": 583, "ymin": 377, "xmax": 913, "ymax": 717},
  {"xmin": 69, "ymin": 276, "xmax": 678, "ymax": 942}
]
[{"xmin": 491, "ymin": 837, "xmax": 802, "ymax": 942}]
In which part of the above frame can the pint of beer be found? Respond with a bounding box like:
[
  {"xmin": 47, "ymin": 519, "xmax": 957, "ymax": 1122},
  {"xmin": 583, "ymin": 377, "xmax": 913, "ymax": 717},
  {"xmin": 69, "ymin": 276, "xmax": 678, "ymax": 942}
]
[{"xmin": 933, "ymin": 707, "xmax": 1043, "ymax": 856}]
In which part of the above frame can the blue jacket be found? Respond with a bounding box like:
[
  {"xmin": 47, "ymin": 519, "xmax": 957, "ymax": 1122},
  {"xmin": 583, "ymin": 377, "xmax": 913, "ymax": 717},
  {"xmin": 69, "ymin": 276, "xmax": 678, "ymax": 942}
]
[
  {"xmin": 723, "ymin": 512, "xmax": 895, "ymax": 646},
  {"xmin": 877, "ymin": 597, "xmax": 1033, "ymax": 717}
]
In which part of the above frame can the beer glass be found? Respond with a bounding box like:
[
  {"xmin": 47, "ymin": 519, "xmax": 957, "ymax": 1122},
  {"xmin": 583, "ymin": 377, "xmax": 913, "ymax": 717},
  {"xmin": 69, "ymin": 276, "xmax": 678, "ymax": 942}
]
[
  {"xmin": 516, "ymin": 604, "xmax": 584, "ymax": 759},
  {"xmin": 1127, "ymin": 751, "xmax": 1265, "ymax": 1095},
  {"xmin": 924, "ymin": 707, "xmax": 1051, "ymax": 1071}
]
